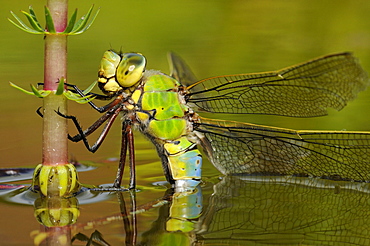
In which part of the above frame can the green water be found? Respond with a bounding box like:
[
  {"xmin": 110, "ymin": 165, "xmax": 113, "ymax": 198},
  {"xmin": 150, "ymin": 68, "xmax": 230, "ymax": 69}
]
[{"xmin": 1, "ymin": 0, "xmax": 370, "ymax": 245}]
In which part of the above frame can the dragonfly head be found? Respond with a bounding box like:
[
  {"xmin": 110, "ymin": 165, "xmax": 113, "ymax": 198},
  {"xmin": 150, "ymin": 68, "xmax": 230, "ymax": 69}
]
[{"xmin": 98, "ymin": 50, "xmax": 146, "ymax": 94}]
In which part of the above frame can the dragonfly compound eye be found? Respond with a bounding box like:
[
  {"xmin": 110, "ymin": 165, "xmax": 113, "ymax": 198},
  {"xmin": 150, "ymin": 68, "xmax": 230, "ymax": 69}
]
[{"xmin": 116, "ymin": 53, "xmax": 146, "ymax": 88}]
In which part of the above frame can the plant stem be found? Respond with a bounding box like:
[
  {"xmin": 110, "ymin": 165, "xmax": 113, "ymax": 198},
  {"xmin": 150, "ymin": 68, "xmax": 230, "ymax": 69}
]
[
  {"xmin": 47, "ymin": 0, "xmax": 68, "ymax": 33},
  {"xmin": 42, "ymin": 93, "xmax": 68, "ymax": 166},
  {"xmin": 43, "ymin": 0, "xmax": 68, "ymax": 166}
]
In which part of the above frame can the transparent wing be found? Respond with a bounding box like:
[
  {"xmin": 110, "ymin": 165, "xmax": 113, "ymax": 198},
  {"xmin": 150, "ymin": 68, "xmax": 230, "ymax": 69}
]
[
  {"xmin": 196, "ymin": 117, "xmax": 370, "ymax": 181},
  {"xmin": 187, "ymin": 53, "xmax": 369, "ymax": 117},
  {"xmin": 168, "ymin": 52, "xmax": 198, "ymax": 87}
]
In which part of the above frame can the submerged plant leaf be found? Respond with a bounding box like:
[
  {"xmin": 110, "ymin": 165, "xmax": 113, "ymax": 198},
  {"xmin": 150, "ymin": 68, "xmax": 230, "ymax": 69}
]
[
  {"xmin": 62, "ymin": 79, "xmax": 96, "ymax": 103},
  {"xmin": 44, "ymin": 6, "xmax": 56, "ymax": 33},
  {"xmin": 63, "ymin": 80, "xmax": 97, "ymax": 103},
  {"xmin": 64, "ymin": 8, "xmax": 78, "ymax": 33},
  {"xmin": 28, "ymin": 6, "xmax": 41, "ymax": 27},
  {"xmin": 83, "ymin": 80, "xmax": 98, "ymax": 94},
  {"xmin": 8, "ymin": 11, "xmax": 43, "ymax": 34},
  {"xmin": 55, "ymin": 78, "xmax": 66, "ymax": 95},
  {"xmin": 70, "ymin": 5, "xmax": 94, "ymax": 33},
  {"xmin": 67, "ymin": 5, "xmax": 100, "ymax": 35},
  {"xmin": 63, "ymin": 91, "xmax": 95, "ymax": 104},
  {"xmin": 9, "ymin": 81, "xmax": 92, "ymax": 102},
  {"xmin": 9, "ymin": 82, "xmax": 36, "ymax": 95},
  {"xmin": 9, "ymin": 5, "xmax": 99, "ymax": 35},
  {"xmin": 10, "ymin": 82, "xmax": 52, "ymax": 98},
  {"xmin": 31, "ymin": 84, "xmax": 48, "ymax": 98},
  {"xmin": 22, "ymin": 6, "xmax": 44, "ymax": 32},
  {"xmin": 79, "ymin": 8, "xmax": 100, "ymax": 34}
]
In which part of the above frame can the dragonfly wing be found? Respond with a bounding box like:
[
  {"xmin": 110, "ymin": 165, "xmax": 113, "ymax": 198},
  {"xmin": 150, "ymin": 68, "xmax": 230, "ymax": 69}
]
[
  {"xmin": 187, "ymin": 53, "xmax": 370, "ymax": 117},
  {"xmin": 168, "ymin": 52, "xmax": 198, "ymax": 87},
  {"xmin": 195, "ymin": 117, "xmax": 370, "ymax": 181}
]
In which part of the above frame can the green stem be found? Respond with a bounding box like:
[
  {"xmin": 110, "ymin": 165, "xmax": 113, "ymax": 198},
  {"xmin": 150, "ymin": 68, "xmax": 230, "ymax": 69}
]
[
  {"xmin": 47, "ymin": 0, "xmax": 68, "ymax": 33},
  {"xmin": 31, "ymin": 0, "xmax": 81, "ymax": 198},
  {"xmin": 42, "ymin": 0, "xmax": 68, "ymax": 166},
  {"xmin": 42, "ymin": 93, "xmax": 68, "ymax": 165}
]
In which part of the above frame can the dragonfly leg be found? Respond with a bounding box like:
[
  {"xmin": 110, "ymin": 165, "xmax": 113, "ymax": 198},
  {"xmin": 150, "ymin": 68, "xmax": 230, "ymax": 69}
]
[
  {"xmin": 37, "ymin": 82, "xmax": 114, "ymax": 101},
  {"xmin": 66, "ymin": 84, "xmax": 122, "ymax": 113},
  {"xmin": 64, "ymin": 83, "xmax": 117, "ymax": 113},
  {"xmin": 36, "ymin": 107, "xmax": 43, "ymax": 118},
  {"xmin": 113, "ymin": 122, "xmax": 129, "ymax": 188},
  {"xmin": 127, "ymin": 125, "xmax": 136, "ymax": 190},
  {"xmin": 40, "ymin": 81, "xmax": 120, "ymax": 112},
  {"xmin": 56, "ymin": 106, "xmax": 122, "ymax": 153},
  {"xmin": 113, "ymin": 122, "xmax": 136, "ymax": 189},
  {"xmin": 113, "ymin": 121, "xmax": 137, "ymax": 189}
]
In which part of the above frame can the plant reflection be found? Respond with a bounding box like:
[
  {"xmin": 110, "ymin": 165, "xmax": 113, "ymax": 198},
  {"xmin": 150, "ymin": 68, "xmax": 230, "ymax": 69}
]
[{"xmin": 34, "ymin": 196, "xmax": 79, "ymax": 227}]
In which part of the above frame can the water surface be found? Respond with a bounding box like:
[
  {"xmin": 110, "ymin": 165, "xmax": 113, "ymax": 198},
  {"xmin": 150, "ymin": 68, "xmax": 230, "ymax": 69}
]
[{"xmin": 1, "ymin": 0, "xmax": 370, "ymax": 245}]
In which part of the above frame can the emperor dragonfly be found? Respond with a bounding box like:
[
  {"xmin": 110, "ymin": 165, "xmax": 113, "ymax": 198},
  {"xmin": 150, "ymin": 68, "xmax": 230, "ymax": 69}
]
[{"xmin": 62, "ymin": 51, "xmax": 370, "ymax": 191}]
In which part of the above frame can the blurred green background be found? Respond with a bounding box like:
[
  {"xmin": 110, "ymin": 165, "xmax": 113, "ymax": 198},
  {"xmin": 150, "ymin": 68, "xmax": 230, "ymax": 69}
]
[{"xmin": 1, "ymin": 0, "xmax": 370, "ymax": 170}]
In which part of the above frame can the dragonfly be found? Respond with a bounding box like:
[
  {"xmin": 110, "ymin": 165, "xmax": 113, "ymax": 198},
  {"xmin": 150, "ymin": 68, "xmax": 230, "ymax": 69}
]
[{"xmin": 61, "ymin": 51, "xmax": 370, "ymax": 191}]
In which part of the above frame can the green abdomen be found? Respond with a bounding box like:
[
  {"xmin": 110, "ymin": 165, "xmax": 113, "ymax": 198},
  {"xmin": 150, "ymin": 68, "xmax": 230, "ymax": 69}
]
[{"xmin": 135, "ymin": 72, "xmax": 202, "ymax": 183}]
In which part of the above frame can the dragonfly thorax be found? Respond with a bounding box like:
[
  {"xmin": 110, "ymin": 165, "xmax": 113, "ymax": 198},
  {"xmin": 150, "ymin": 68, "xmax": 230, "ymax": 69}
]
[{"xmin": 114, "ymin": 69, "xmax": 203, "ymax": 185}]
